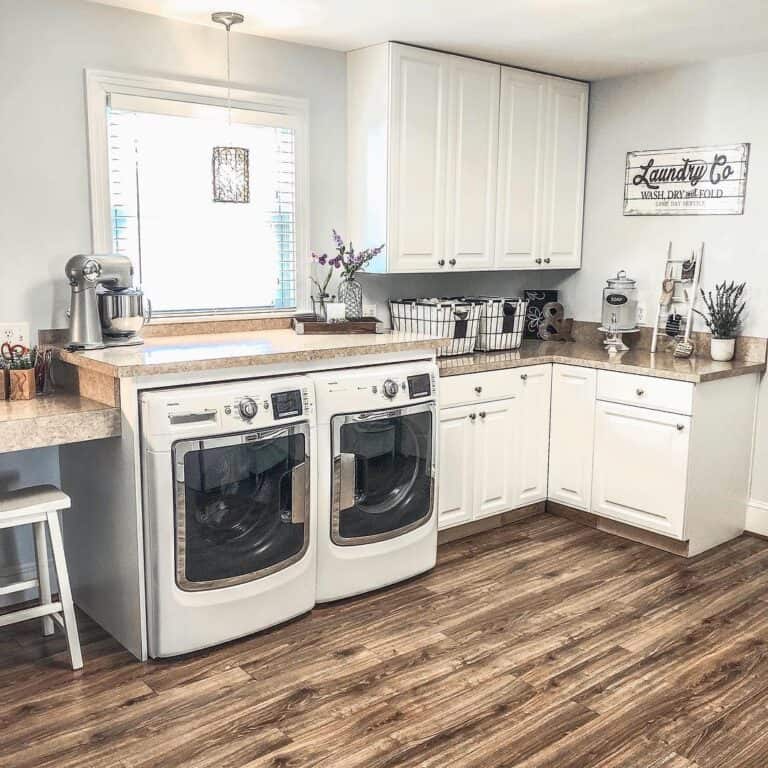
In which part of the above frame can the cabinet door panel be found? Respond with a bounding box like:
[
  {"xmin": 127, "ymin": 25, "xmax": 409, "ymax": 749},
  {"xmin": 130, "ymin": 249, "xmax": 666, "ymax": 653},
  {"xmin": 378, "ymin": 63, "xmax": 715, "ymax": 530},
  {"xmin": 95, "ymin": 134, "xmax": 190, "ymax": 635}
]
[
  {"xmin": 474, "ymin": 398, "xmax": 518, "ymax": 519},
  {"xmin": 495, "ymin": 69, "xmax": 547, "ymax": 269},
  {"xmin": 592, "ymin": 401, "xmax": 689, "ymax": 539},
  {"xmin": 445, "ymin": 58, "xmax": 500, "ymax": 271},
  {"xmin": 541, "ymin": 79, "xmax": 588, "ymax": 269},
  {"xmin": 548, "ymin": 365, "xmax": 596, "ymax": 510},
  {"xmin": 515, "ymin": 365, "xmax": 552, "ymax": 505},
  {"xmin": 388, "ymin": 45, "xmax": 448, "ymax": 272},
  {"xmin": 438, "ymin": 406, "xmax": 475, "ymax": 530}
]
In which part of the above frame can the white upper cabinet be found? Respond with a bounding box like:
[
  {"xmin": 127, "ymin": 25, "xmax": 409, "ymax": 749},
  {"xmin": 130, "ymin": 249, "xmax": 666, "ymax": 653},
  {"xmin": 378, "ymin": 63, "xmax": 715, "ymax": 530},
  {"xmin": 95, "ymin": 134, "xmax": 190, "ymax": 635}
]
[
  {"xmin": 347, "ymin": 43, "xmax": 588, "ymax": 273},
  {"xmin": 388, "ymin": 45, "xmax": 449, "ymax": 272},
  {"xmin": 444, "ymin": 57, "xmax": 500, "ymax": 271},
  {"xmin": 495, "ymin": 69, "xmax": 547, "ymax": 269},
  {"xmin": 540, "ymin": 77, "xmax": 589, "ymax": 268}
]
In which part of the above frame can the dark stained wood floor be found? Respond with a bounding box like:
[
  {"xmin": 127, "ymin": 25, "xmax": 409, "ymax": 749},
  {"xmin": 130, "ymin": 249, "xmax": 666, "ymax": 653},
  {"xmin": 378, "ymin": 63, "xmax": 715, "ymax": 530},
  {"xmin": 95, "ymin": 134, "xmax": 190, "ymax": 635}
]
[{"xmin": 3, "ymin": 513, "xmax": 768, "ymax": 767}]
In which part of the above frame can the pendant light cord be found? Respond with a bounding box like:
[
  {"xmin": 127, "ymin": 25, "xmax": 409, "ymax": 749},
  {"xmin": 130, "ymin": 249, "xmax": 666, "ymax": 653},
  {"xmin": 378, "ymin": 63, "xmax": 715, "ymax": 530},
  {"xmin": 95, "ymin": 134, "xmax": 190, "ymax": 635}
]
[{"xmin": 226, "ymin": 22, "xmax": 232, "ymax": 130}]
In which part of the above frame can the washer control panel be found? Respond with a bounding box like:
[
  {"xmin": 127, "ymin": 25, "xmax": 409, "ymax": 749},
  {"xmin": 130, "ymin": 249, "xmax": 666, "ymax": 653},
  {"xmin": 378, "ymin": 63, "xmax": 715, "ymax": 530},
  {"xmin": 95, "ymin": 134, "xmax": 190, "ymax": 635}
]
[{"xmin": 374, "ymin": 372, "xmax": 435, "ymax": 401}]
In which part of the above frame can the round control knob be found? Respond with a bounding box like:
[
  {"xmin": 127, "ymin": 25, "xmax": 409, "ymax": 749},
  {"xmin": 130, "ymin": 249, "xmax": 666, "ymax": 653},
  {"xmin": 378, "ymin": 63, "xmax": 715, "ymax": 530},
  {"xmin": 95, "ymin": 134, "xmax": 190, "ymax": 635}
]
[
  {"xmin": 382, "ymin": 379, "xmax": 399, "ymax": 399},
  {"xmin": 238, "ymin": 397, "xmax": 258, "ymax": 420}
]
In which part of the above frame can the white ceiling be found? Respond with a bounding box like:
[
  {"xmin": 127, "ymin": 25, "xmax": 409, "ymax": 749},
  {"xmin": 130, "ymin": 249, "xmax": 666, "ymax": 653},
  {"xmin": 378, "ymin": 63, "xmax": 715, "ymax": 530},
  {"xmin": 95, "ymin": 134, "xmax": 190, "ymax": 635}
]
[{"xmin": 87, "ymin": 0, "xmax": 768, "ymax": 80}]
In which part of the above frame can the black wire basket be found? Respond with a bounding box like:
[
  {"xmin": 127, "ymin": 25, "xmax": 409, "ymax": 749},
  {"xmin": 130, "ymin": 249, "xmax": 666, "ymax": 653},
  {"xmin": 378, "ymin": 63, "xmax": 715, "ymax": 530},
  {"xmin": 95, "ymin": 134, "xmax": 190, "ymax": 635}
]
[
  {"xmin": 389, "ymin": 298, "xmax": 482, "ymax": 356},
  {"xmin": 474, "ymin": 297, "xmax": 528, "ymax": 351}
]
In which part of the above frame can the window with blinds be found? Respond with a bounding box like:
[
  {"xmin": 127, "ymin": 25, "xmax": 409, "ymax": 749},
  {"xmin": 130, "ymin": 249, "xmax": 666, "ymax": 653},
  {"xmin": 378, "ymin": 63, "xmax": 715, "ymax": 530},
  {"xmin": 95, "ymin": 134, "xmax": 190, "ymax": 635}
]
[{"xmin": 106, "ymin": 94, "xmax": 298, "ymax": 315}]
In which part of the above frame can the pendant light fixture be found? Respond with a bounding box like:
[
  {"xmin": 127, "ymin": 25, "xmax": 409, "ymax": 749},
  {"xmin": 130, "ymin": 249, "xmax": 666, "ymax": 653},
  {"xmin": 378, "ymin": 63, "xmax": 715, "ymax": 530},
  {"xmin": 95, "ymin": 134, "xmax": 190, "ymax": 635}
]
[{"xmin": 211, "ymin": 11, "xmax": 249, "ymax": 203}]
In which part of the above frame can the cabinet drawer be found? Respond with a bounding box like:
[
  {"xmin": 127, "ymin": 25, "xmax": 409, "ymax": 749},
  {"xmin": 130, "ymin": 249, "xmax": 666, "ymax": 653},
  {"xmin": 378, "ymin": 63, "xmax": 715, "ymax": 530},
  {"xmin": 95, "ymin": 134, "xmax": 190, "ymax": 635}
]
[
  {"xmin": 440, "ymin": 366, "xmax": 543, "ymax": 407},
  {"xmin": 596, "ymin": 370, "xmax": 693, "ymax": 416}
]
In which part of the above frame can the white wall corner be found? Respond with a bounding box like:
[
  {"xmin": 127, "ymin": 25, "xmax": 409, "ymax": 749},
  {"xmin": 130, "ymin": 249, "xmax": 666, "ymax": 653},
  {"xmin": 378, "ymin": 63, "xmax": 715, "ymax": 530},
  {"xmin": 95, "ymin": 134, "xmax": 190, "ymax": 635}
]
[{"xmin": 746, "ymin": 499, "xmax": 768, "ymax": 537}]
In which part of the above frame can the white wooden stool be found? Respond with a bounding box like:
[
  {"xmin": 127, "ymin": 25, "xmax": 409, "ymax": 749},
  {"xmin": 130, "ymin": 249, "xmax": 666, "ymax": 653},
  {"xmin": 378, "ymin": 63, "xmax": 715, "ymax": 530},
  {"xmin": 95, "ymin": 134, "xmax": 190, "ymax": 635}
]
[{"xmin": 0, "ymin": 485, "xmax": 83, "ymax": 670}]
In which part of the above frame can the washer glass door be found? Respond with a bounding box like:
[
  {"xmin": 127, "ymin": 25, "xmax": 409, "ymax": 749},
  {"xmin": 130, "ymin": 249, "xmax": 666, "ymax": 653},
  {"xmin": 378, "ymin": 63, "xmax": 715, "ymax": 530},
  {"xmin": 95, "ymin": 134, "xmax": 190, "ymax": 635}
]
[
  {"xmin": 172, "ymin": 423, "xmax": 309, "ymax": 591},
  {"xmin": 331, "ymin": 403, "xmax": 435, "ymax": 545}
]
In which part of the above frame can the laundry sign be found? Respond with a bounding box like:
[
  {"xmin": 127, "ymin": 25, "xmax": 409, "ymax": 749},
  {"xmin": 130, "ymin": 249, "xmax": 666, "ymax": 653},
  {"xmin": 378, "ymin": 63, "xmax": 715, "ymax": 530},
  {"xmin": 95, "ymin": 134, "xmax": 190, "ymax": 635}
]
[{"xmin": 624, "ymin": 143, "xmax": 749, "ymax": 216}]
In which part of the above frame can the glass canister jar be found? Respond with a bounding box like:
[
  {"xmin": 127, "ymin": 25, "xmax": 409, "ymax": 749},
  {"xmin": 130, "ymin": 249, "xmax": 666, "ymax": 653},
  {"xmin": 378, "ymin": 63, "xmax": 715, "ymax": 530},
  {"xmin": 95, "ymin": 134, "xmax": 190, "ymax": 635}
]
[{"xmin": 601, "ymin": 270, "xmax": 638, "ymax": 331}]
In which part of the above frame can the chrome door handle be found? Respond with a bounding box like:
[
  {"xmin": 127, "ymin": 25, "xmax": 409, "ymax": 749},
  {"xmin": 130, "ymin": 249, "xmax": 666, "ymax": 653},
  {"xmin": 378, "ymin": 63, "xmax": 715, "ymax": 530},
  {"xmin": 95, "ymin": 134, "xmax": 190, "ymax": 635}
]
[
  {"xmin": 636, "ymin": 388, "xmax": 645, "ymax": 396},
  {"xmin": 469, "ymin": 413, "xmax": 477, "ymax": 421},
  {"xmin": 479, "ymin": 411, "xmax": 486, "ymax": 419},
  {"xmin": 449, "ymin": 258, "xmax": 457, "ymax": 266},
  {"xmin": 535, "ymin": 258, "xmax": 542, "ymax": 265},
  {"xmin": 520, "ymin": 373, "xmax": 528, "ymax": 381},
  {"xmin": 291, "ymin": 461, "xmax": 309, "ymax": 523},
  {"xmin": 543, "ymin": 258, "xmax": 551, "ymax": 264},
  {"xmin": 474, "ymin": 386, "xmax": 483, "ymax": 394},
  {"xmin": 334, "ymin": 453, "xmax": 357, "ymax": 511},
  {"xmin": 437, "ymin": 259, "xmax": 445, "ymax": 267},
  {"xmin": 676, "ymin": 424, "xmax": 685, "ymax": 431}
]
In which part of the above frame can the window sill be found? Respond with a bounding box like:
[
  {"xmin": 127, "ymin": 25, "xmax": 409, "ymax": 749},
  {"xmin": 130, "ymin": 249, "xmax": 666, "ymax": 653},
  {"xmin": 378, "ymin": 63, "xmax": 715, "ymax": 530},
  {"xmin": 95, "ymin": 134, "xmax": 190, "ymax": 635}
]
[{"xmin": 143, "ymin": 311, "xmax": 298, "ymax": 339}]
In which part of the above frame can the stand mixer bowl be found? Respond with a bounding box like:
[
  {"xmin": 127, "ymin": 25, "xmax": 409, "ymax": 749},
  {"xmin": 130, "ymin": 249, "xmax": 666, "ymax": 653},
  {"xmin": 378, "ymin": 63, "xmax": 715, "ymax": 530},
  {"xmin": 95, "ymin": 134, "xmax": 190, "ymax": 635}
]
[{"xmin": 98, "ymin": 288, "xmax": 152, "ymax": 338}]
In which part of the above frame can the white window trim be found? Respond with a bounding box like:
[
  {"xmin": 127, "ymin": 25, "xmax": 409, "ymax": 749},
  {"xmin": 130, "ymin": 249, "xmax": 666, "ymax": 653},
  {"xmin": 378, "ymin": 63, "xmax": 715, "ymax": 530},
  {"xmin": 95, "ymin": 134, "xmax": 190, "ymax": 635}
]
[{"xmin": 85, "ymin": 68, "xmax": 311, "ymax": 320}]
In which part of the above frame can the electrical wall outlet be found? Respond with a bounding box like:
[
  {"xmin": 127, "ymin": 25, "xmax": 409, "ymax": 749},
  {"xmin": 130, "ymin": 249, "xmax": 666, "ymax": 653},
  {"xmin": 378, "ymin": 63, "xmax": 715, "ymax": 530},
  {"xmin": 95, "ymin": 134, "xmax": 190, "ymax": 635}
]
[{"xmin": 0, "ymin": 322, "xmax": 31, "ymax": 347}]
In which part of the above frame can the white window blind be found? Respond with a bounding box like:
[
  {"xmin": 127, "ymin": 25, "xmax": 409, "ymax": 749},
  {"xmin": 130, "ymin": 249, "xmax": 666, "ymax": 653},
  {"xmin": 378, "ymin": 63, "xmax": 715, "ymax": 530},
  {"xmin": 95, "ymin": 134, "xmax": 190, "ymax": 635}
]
[{"xmin": 106, "ymin": 93, "xmax": 298, "ymax": 315}]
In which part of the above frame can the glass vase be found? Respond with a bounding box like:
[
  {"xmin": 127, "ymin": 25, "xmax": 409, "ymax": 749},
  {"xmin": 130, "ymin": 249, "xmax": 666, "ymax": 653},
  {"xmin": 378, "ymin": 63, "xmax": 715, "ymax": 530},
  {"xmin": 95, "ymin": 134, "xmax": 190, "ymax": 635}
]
[
  {"xmin": 338, "ymin": 277, "xmax": 363, "ymax": 319},
  {"xmin": 311, "ymin": 293, "xmax": 330, "ymax": 322}
]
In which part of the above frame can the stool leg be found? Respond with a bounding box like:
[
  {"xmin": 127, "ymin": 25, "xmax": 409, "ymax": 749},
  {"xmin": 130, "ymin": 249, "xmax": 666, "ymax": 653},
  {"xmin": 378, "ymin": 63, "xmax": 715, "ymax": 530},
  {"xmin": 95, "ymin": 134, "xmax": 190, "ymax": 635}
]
[
  {"xmin": 33, "ymin": 521, "xmax": 54, "ymax": 637},
  {"xmin": 46, "ymin": 510, "xmax": 82, "ymax": 671}
]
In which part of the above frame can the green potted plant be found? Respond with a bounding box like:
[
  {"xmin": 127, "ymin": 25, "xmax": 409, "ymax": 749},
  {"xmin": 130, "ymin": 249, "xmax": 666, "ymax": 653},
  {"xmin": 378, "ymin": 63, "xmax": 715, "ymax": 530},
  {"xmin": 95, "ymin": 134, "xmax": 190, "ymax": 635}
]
[{"xmin": 694, "ymin": 281, "xmax": 746, "ymax": 362}]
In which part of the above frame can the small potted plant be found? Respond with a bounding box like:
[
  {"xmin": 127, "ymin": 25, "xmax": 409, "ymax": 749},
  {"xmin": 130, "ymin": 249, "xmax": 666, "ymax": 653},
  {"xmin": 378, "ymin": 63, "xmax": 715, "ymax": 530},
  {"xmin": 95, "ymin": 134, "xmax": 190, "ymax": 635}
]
[
  {"xmin": 313, "ymin": 231, "xmax": 385, "ymax": 319},
  {"xmin": 694, "ymin": 281, "xmax": 746, "ymax": 362}
]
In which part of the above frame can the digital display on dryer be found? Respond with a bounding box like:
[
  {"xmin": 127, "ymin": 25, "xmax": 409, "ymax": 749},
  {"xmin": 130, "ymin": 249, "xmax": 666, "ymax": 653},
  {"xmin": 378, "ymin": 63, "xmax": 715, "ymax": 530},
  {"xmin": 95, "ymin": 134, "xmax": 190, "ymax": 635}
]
[
  {"xmin": 407, "ymin": 374, "xmax": 431, "ymax": 399},
  {"xmin": 271, "ymin": 389, "xmax": 303, "ymax": 419}
]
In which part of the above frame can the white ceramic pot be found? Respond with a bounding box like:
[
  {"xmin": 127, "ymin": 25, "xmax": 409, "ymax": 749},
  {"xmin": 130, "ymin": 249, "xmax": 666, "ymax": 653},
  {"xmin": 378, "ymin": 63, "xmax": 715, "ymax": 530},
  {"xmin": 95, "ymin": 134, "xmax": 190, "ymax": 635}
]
[{"xmin": 710, "ymin": 337, "xmax": 736, "ymax": 362}]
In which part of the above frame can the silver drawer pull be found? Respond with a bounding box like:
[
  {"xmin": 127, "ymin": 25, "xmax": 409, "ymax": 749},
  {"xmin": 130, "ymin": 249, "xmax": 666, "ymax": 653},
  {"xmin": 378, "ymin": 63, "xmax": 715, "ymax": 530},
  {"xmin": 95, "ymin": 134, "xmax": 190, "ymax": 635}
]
[
  {"xmin": 474, "ymin": 386, "xmax": 482, "ymax": 394},
  {"xmin": 636, "ymin": 388, "xmax": 645, "ymax": 396},
  {"xmin": 676, "ymin": 424, "xmax": 685, "ymax": 431},
  {"xmin": 479, "ymin": 411, "xmax": 486, "ymax": 419},
  {"xmin": 469, "ymin": 413, "xmax": 477, "ymax": 421},
  {"xmin": 520, "ymin": 373, "xmax": 528, "ymax": 381}
]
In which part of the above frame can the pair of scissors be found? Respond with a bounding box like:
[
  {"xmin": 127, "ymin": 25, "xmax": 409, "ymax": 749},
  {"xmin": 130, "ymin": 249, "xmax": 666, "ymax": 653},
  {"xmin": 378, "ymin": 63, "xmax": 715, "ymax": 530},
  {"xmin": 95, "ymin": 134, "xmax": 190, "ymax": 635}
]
[{"xmin": 1, "ymin": 342, "xmax": 27, "ymax": 362}]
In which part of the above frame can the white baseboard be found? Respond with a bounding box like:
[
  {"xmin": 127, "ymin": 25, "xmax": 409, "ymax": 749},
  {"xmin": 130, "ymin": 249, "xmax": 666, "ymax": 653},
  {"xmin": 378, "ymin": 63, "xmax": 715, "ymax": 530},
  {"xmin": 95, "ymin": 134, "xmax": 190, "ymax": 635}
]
[{"xmin": 746, "ymin": 499, "xmax": 768, "ymax": 537}]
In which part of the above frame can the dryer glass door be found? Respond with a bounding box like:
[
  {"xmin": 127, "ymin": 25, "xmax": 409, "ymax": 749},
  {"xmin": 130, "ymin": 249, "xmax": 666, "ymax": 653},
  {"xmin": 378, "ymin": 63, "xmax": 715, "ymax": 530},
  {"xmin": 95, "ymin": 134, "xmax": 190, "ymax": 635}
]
[
  {"xmin": 331, "ymin": 403, "xmax": 435, "ymax": 545},
  {"xmin": 172, "ymin": 423, "xmax": 310, "ymax": 591}
]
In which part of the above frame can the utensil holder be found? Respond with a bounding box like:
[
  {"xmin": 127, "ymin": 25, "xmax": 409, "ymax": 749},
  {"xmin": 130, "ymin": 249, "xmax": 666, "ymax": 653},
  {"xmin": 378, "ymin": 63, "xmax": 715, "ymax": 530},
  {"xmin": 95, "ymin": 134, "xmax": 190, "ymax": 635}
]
[{"xmin": 9, "ymin": 369, "xmax": 36, "ymax": 401}]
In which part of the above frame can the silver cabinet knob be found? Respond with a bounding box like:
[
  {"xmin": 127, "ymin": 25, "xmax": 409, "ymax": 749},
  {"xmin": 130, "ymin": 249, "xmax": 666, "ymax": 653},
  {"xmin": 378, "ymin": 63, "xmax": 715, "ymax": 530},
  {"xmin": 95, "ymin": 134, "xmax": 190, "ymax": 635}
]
[
  {"xmin": 437, "ymin": 259, "xmax": 445, "ymax": 267},
  {"xmin": 636, "ymin": 388, "xmax": 645, "ymax": 396},
  {"xmin": 677, "ymin": 424, "xmax": 685, "ymax": 431},
  {"xmin": 535, "ymin": 258, "xmax": 542, "ymax": 265},
  {"xmin": 520, "ymin": 373, "xmax": 528, "ymax": 381},
  {"xmin": 544, "ymin": 257, "xmax": 551, "ymax": 264},
  {"xmin": 449, "ymin": 258, "xmax": 457, "ymax": 266},
  {"xmin": 479, "ymin": 411, "xmax": 486, "ymax": 419},
  {"xmin": 469, "ymin": 413, "xmax": 477, "ymax": 421},
  {"xmin": 474, "ymin": 386, "xmax": 483, "ymax": 394}
]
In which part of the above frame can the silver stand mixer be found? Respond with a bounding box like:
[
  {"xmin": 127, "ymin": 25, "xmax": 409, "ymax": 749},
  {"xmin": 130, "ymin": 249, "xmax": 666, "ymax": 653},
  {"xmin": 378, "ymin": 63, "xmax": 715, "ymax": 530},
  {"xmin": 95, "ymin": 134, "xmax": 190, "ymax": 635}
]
[{"xmin": 65, "ymin": 254, "xmax": 151, "ymax": 350}]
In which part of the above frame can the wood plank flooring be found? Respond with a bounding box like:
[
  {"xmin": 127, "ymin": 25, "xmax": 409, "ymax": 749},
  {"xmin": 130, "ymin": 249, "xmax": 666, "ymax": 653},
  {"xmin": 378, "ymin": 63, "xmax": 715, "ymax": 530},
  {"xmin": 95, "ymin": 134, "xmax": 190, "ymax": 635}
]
[{"xmin": 3, "ymin": 513, "xmax": 768, "ymax": 767}]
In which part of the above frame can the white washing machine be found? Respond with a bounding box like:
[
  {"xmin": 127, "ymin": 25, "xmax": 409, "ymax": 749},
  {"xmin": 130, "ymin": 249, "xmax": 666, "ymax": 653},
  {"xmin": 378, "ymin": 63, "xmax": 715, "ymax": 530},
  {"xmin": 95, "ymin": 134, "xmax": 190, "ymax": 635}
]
[
  {"xmin": 141, "ymin": 376, "xmax": 316, "ymax": 657},
  {"xmin": 310, "ymin": 362, "xmax": 438, "ymax": 602}
]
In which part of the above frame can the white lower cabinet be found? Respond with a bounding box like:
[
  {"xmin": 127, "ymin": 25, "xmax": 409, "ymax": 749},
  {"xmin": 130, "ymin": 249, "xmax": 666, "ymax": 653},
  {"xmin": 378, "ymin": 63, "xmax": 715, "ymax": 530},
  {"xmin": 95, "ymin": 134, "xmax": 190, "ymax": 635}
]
[
  {"xmin": 438, "ymin": 364, "xmax": 759, "ymax": 556},
  {"xmin": 592, "ymin": 401, "xmax": 690, "ymax": 539},
  {"xmin": 548, "ymin": 365, "xmax": 596, "ymax": 510},
  {"xmin": 437, "ymin": 365, "xmax": 551, "ymax": 530},
  {"xmin": 437, "ymin": 404, "xmax": 477, "ymax": 528},
  {"xmin": 514, "ymin": 365, "xmax": 552, "ymax": 505},
  {"xmin": 473, "ymin": 398, "xmax": 519, "ymax": 519}
]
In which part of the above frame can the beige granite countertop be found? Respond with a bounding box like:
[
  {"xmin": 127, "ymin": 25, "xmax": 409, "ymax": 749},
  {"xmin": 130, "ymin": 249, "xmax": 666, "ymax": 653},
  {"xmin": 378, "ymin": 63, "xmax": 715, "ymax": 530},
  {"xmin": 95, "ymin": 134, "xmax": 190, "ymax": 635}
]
[
  {"xmin": 0, "ymin": 394, "xmax": 121, "ymax": 454},
  {"xmin": 438, "ymin": 341, "xmax": 766, "ymax": 383},
  {"xmin": 55, "ymin": 329, "xmax": 446, "ymax": 378}
]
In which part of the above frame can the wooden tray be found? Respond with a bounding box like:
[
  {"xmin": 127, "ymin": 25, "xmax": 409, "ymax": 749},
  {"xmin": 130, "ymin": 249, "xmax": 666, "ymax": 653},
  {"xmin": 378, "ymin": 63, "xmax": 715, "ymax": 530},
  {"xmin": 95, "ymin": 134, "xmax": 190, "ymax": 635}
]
[{"xmin": 292, "ymin": 315, "xmax": 384, "ymax": 335}]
